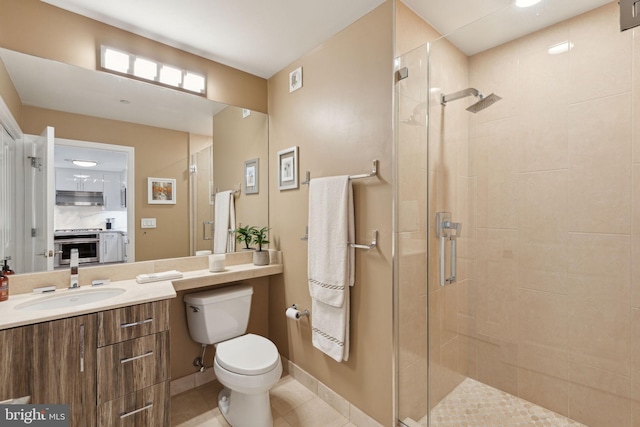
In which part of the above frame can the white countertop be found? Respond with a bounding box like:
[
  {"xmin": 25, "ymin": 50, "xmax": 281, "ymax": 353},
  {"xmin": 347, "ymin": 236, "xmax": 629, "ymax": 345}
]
[
  {"xmin": 0, "ymin": 279, "xmax": 176, "ymax": 330},
  {"xmin": 0, "ymin": 261, "xmax": 283, "ymax": 331}
]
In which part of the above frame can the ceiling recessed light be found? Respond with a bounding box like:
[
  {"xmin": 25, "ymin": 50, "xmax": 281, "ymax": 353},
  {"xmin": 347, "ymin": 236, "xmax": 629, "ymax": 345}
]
[
  {"xmin": 72, "ymin": 160, "xmax": 98, "ymax": 168},
  {"xmin": 515, "ymin": 0, "xmax": 542, "ymax": 7}
]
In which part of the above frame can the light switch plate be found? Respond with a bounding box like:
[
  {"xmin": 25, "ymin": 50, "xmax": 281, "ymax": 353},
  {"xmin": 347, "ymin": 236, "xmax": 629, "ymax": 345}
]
[{"xmin": 141, "ymin": 218, "xmax": 156, "ymax": 228}]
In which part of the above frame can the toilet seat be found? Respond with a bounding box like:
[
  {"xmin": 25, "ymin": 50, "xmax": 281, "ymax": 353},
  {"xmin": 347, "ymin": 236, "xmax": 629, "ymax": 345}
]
[{"xmin": 215, "ymin": 333, "xmax": 280, "ymax": 376}]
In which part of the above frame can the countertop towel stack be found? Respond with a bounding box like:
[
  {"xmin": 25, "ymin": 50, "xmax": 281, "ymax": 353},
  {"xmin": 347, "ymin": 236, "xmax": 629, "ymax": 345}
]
[
  {"xmin": 213, "ymin": 190, "xmax": 236, "ymax": 254},
  {"xmin": 308, "ymin": 175, "xmax": 354, "ymax": 362},
  {"xmin": 136, "ymin": 270, "xmax": 183, "ymax": 284}
]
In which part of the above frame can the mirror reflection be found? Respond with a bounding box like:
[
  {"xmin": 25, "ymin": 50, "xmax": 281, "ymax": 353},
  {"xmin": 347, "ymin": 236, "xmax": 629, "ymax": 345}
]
[{"xmin": 0, "ymin": 48, "xmax": 268, "ymax": 275}]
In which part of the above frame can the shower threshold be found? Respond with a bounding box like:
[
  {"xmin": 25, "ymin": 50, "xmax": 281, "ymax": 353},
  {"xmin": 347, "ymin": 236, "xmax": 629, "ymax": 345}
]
[{"xmin": 415, "ymin": 378, "xmax": 587, "ymax": 427}]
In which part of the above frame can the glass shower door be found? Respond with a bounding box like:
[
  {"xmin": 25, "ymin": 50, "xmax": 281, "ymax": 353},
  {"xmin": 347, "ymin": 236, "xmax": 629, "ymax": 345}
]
[{"xmin": 394, "ymin": 43, "xmax": 430, "ymax": 426}]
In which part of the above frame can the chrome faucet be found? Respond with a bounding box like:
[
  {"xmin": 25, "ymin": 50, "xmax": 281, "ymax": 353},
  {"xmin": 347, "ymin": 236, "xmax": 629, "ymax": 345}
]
[{"xmin": 69, "ymin": 248, "xmax": 79, "ymax": 289}]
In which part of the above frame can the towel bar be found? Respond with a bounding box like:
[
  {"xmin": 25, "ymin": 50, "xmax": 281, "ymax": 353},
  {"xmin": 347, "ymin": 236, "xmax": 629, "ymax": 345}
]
[
  {"xmin": 301, "ymin": 228, "xmax": 377, "ymax": 250},
  {"xmin": 301, "ymin": 160, "xmax": 378, "ymax": 185},
  {"xmin": 350, "ymin": 230, "xmax": 378, "ymax": 249},
  {"xmin": 214, "ymin": 183, "xmax": 241, "ymax": 196}
]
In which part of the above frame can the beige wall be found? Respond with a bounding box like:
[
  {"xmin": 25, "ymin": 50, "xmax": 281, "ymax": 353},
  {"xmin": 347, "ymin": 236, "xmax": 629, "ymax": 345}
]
[
  {"xmin": 461, "ymin": 4, "xmax": 640, "ymax": 426},
  {"xmin": 21, "ymin": 106, "xmax": 190, "ymax": 261},
  {"xmin": 267, "ymin": 3, "xmax": 394, "ymax": 424},
  {"xmin": 213, "ymin": 106, "xmax": 269, "ymax": 238},
  {"xmin": 0, "ymin": 0, "xmax": 267, "ymax": 113}
]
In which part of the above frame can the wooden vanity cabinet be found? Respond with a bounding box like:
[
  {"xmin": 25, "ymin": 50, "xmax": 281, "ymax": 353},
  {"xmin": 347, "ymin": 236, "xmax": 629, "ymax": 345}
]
[
  {"xmin": 32, "ymin": 314, "xmax": 97, "ymax": 427},
  {"xmin": 96, "ymin": 300, "xmax": 170, "ymax": 427},
  {"xmin": 0, "ymin": 299, "xmax": 170, "ymax": 427},
  {"xmin": 0, "ymin": 324, "xmax": 33, "ymax": 402}
]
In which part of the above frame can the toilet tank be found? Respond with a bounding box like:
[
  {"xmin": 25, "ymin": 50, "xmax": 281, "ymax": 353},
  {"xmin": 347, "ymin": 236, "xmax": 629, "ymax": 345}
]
[{"xmin": 184, "ymin": 284, "xmax": 253, "ymax": 345}]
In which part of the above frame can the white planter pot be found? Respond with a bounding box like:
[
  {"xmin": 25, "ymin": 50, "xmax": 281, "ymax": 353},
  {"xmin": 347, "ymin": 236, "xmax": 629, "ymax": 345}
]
[{"xmin": 253, "ymin": 250, "xmax": 269, "ymax": 266}]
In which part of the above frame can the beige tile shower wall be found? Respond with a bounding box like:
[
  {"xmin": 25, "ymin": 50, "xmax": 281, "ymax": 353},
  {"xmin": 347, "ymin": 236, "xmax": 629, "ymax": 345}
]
[
  {"xmin": 267, "ymin": 3, "xmax": 393, "ymax": 425},
  {"xmin": 465, "ymin": 4, "xmax": 640, "ymax": 426},
  {"xmin": 395, "ymin": 1, "xmax": 472, "ymax": 420}
]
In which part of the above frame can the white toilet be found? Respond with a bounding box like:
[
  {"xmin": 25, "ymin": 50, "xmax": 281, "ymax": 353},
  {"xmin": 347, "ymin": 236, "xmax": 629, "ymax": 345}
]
[{"xmin": 184, "ymin": 284, "xmax": 282, "ymax": 427}]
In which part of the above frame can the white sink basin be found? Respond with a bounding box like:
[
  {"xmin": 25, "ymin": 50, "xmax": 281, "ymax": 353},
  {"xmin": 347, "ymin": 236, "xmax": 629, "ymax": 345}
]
[{"xmin": 14, "ymin": 287, "xmax": 126, "ymax": 311}]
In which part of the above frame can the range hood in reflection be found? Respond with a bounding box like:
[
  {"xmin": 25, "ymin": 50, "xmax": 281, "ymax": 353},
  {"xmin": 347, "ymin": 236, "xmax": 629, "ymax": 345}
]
[{"xmin": 55, "ymin": 190, "xmax": 104, "ymax": 206}]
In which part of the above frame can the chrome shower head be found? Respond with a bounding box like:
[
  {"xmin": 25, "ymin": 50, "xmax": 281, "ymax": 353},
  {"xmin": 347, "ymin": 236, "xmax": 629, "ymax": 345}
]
[
  {"xmin": 441, "ymin": 88, "xmax": 501, "ymax": 113},
  {"xmin": 466, "ymin": 93, "xmax": 501, "ymax": 113}
]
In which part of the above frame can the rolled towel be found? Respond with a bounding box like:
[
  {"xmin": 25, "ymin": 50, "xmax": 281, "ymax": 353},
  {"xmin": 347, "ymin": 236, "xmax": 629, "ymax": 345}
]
[{"xmin": 136, "ymin": 270, "xmax": 183, "ymax": 283}]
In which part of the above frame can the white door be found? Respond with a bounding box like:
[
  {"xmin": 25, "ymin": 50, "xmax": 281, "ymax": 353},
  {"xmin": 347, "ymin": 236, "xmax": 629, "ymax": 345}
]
[{"xmin": 31, "ymin": 126, "xmax": 55, "ymax": 272}]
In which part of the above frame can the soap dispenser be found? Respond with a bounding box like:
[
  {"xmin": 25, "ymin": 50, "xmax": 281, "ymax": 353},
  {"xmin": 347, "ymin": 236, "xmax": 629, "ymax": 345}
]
[
  {"xmin": 0, "ymin": 257, "xmax": 13, "ymax": 302},
  {"xmin": 0, "ymin": 270, "xmax": 7, "ymax": 302},
  {"xmin": 2, "ymin": 258, "xmax": 14, "ymax": 276}
]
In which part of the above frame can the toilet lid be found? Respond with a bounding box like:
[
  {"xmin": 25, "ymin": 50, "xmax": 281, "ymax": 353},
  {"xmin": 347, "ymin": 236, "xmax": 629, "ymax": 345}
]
[{"xmin": 215, "ymin": 334, "xmax": 280, "ymax": 375}]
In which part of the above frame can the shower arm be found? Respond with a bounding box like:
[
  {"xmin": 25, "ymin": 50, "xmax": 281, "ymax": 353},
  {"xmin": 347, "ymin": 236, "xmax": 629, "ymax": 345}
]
[{"xmin": 441, "ymin": 88, "xmax": 482, "ymax": 106}]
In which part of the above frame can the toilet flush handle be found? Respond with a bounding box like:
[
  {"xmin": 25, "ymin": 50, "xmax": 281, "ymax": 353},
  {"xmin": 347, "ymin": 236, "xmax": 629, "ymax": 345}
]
[{"xmin": 190, "ymin": 306, "xmax": 200, "ymax": 313}]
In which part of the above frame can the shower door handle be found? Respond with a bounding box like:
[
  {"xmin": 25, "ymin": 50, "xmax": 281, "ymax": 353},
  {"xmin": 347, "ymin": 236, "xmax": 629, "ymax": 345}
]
[{"xmin": 436, "ymin": 212, "xmax": 462, "ymax": 287}]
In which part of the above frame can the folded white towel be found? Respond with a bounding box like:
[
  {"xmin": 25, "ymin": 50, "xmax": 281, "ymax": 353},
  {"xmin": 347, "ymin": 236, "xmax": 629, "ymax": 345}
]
[
  {"xmin": 214, "ymin": 191, "xmax": 234, "ymax": 254},
  {"xmin": 311, "ymin": 289, "xmax": 350, "ymax": 363},
  {"xmin": 136, "ymin": 270, "xmax": 183, "ymax": 284},
  {"xmin": 308, "ymin": 175, "xmax": 354, "ymax": 362},
  {"xmin": 308, "ymin": 176, "xmax": 354, "ymax": 306}
]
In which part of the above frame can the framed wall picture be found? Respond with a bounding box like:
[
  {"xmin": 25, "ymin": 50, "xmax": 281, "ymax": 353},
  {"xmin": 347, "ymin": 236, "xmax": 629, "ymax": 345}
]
[
  {"xmin": 244, "ymin": 158, "xmax": 259, "ymax": 194},
  {"xmin": 148, "ymin": 177, "xmax": 176, "ymax": 204},
  {"xmin": 277, "ymin": 146, "xmax": 298, "ymax": 190}
]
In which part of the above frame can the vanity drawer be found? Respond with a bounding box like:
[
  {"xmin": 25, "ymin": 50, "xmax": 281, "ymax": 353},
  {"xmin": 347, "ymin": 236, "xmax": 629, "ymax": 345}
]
[
  {"xmin": 98, "ymin": 299, "xmax": 169, "ymax": 346},
  {"xmin": 97, "ymin": 381, "xmax": 170, "ymax": 427},
  {"xmin": 97, "ymin": 331, "xmax": 169, "ymax": 403}
]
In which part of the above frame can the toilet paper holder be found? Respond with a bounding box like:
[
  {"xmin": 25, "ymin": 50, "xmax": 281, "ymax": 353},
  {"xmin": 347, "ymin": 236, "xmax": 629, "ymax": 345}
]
[{"xmin": 287, "ymin": 304, "xmax": 310, "ymax": 319}]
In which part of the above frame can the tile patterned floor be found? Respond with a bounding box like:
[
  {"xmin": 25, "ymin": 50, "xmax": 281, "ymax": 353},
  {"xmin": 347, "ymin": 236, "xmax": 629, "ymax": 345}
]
[
  {"xmin": 171, "ymin": 375, "xmax": 358, "ymax": 427},
  {"xmin": 425, "ymin": 378, "xmax": 587, "ymax": 427}
]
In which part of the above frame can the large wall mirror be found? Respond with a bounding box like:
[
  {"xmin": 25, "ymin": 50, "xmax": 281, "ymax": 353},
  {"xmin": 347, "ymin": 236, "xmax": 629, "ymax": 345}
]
[{"xmin": 0, "ymin": 48, "xmax": 268, "ymax": 275}]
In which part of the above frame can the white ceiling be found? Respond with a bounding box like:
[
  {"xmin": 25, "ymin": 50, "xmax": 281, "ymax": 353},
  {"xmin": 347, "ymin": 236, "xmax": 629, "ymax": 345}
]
[
  {"xmin": 54, "ymin": 144, "xmax": 127, "ymax": 172},
  {"xmin": 402, "ymin": 0, "xmax": 614, "ymax": 56},
  {"xmin": 2, "ymin": 0, "xmax": 618, "ymax": 138},
  {"xmin": 41, "ymin": 0, "xmax": 386, "ymax": 79}
]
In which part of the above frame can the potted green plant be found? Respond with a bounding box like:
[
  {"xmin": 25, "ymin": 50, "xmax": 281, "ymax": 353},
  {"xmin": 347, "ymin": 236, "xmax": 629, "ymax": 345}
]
[
  {"xmin": 234, "ymin": 225, "xmax": 256, "ymax": 250},
  {"xmin": 250, "ymin": 226, "xmax": 270, "ymax": 265}
]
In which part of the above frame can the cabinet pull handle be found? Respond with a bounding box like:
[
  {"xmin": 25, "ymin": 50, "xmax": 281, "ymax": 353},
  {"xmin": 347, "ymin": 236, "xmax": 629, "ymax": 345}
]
[
  {"xmin": 120, "ymin": 351, "xmax": 153, "ymax": 364},
  {"xmin": 120, "ymin": 318, "xmax": 153, "ymax": 328},
  {"xmin": 80, "ymin": 324, "xmax": 85, "ymax": 373},
  {"xmin": 120, "ymin": 402, "xmax": 153, "ymax": 419}
]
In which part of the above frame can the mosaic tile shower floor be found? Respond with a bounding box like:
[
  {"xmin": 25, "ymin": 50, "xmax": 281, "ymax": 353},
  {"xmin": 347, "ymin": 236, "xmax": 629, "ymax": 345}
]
[{"xmin": 422, "ymin": 378, "xmax": 587, "ymax": 427}]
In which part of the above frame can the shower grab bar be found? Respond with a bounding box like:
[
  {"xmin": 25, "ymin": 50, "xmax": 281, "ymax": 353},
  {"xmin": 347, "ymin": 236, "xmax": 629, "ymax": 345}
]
[
  {"xmin": 301, "ymin": 160, "xmax": 378, "ymax": 185},
  {"xmin": 436, "ymin": 212, "xmax": 462, "ymax": 286}
]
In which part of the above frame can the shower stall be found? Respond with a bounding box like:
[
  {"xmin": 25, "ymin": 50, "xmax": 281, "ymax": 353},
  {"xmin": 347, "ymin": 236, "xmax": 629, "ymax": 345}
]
[{"xmin": 394, "ymin": 2, "xmax": 639, "ymax": 426}]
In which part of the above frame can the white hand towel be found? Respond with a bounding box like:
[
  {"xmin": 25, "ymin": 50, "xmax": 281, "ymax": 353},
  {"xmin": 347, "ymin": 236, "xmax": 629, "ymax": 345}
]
[
  {"xmin": 308, "ymin": 175, "xmax": 354, "ymax": 362},
  {"xmin": 136, "ymin": 270, "xmax": 183, "ymax": 283},
  {"xmin": 214, "ymin": 191, "xmax": 233, "ymax": 254}
]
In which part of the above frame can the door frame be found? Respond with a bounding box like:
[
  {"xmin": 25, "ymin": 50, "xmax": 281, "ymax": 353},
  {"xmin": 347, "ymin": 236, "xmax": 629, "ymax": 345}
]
[{"xmin": 55, "ymin": 138, "xmax": 135, "ymax": 262}]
